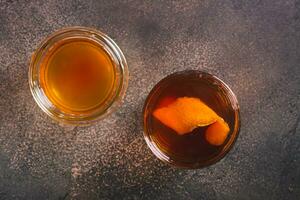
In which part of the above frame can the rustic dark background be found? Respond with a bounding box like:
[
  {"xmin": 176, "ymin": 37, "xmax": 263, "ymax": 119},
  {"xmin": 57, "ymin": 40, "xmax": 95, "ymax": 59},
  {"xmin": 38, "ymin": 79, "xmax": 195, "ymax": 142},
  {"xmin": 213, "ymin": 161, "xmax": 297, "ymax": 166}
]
[{"xmin": 0, "ymin": 0, "xmax": 299, "ymax": 199}]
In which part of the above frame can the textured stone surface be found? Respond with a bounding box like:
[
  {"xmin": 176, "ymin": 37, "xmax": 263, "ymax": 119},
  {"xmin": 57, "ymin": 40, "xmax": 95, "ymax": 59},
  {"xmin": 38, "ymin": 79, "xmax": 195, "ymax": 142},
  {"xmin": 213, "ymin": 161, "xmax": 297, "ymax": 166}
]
[{"xmin": 0, "ymin": 0, "xmax": 299, "ymax": 199}]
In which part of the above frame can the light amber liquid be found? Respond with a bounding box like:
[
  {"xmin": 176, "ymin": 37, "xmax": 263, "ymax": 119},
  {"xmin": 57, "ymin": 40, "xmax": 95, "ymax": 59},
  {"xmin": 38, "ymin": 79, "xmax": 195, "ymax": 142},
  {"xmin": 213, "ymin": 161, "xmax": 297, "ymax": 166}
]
[{"xmin": 40, "ymin": 39, "xmax": 115, "ymax": 113}]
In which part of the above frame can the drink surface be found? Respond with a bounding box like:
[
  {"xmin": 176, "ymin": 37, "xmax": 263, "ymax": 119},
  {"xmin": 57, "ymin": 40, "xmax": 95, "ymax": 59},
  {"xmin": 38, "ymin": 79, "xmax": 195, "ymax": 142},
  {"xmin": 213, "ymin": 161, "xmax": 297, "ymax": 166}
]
[
  {"xmin": 144, "ymin": 72, "xmax": 236, "ymax": 165},
  {"xmin": 40, "ymin": 39, "xmax": 115, "ymax": 113}
]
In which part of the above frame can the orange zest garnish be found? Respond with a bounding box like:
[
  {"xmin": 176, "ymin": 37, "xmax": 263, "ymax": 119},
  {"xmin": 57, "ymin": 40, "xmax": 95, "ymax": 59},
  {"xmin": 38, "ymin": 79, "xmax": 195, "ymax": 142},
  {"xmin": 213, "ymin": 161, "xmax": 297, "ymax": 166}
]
[
  {"xmin": 156, "ymin": 96, "xmax": 177, "ymax": 108},
  {"xmin": 153, "ymin": 96, "xmax": 230, "ymax": 146},
  {"xmin": 205, "ymin": 119, "xmax": 230, "ymax": 146},
  {"xmin": 153, "ymin": 97, "xmax": 219, "ymax": 135}
]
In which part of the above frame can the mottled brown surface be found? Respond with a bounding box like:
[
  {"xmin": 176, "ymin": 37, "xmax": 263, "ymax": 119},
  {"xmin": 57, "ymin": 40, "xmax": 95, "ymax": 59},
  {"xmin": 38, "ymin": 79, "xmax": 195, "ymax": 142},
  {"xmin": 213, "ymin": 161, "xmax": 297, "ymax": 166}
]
[{"xmin": 0, "ymin": 0, "xmax": 299, "ymax": 199}]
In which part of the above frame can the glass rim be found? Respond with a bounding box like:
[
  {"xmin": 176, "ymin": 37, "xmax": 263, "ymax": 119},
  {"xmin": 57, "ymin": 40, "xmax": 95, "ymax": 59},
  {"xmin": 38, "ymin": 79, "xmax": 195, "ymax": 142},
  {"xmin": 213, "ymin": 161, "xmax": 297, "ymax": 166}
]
[
  {"xmin": 142, "ymin": 70, "xmax": 241, "ymax": 169},
  {"xmin": 29, "ymin": 26, "xmax": 128, "ymax": 125}
]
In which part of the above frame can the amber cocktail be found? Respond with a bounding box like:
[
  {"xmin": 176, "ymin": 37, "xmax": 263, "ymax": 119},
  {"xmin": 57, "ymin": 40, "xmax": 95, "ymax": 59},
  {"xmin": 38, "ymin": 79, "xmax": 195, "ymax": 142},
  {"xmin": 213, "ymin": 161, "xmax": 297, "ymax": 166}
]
[
  {"xmin": 143, "ymin": 70, "xmax": 240, "ymax": 168},
  {"xmin": 29, "ymin": 27, "xmax": 128, "ymax": 124}
]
